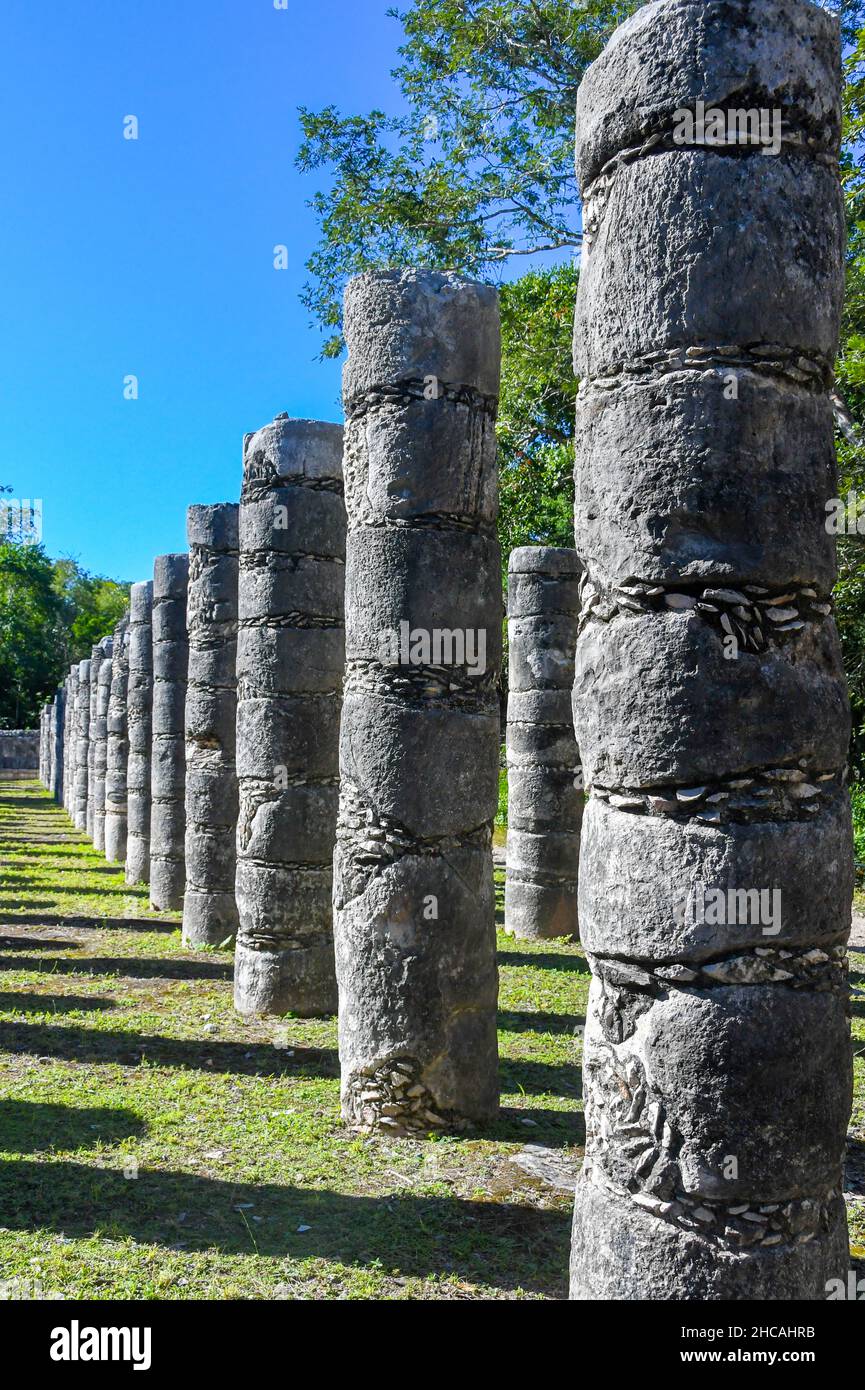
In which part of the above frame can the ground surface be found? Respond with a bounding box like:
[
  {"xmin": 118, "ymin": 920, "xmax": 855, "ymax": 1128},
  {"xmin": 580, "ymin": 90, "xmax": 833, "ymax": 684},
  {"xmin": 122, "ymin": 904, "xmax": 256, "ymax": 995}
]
[
  {"xmin": 0, "ymin": 778, "xmax": 585, "ymax": 1300},
  {"xmin": 0, "ymin": 778, "xmax": 862, "ymax": 1300}
]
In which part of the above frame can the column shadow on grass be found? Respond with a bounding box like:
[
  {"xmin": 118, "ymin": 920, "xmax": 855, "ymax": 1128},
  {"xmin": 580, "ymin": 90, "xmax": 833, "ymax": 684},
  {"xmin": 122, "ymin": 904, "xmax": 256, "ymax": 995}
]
[
  {"xmin": 0, "ymin": 992, "xmax": 116, "ymax": 1014},
  {"xmin": 0, "ymin": 953, "xmax": 232, "ymax": 981},
  {"xmin": 498, "ymin": 950, "xmax": 588, "ymax": 974},
  {"xmin": 498, "ymin": 1009, "xmax": 584, "ymax": 1036},
  {"xmin": 0, "ymin": 1100, "xmax": 145, "ymax": 1152},
  {"xmin": 0, "ymin": 1020, "xmax": 338, "ymax": 1079},
  {"xmin": 0, "ymin": 1157, "xmax": 569, "ymax": 1295},
  {"xmin": 0, "ymin": 937, "xmax": 82, "ymax": 951},
  {"xmin": 0, "ymin": 915, "xmax": 177, "ymax": 934}
]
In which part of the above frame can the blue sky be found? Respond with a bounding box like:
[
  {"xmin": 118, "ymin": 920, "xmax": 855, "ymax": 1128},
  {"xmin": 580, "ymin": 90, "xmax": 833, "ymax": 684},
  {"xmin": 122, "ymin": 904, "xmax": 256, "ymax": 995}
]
[{"xmin": 0, "ymin": 0, "xmax": 406, "ymax": 581}]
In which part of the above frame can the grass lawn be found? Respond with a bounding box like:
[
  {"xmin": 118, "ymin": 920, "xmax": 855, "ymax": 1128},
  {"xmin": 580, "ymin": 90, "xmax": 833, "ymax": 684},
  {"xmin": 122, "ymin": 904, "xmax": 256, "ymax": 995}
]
[
  {"xmin": 0, "ymin": 777, "xmax": 862, "ymax": 1300},
  {"xmin": 0, "ymin": 778, "xmax": 586, "ymax": 1300}
]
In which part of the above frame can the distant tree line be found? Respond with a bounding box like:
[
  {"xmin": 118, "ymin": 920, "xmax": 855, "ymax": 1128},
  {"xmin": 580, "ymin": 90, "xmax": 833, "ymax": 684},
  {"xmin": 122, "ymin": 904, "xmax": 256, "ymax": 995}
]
[{"xmin": 0, "ymin": 534, "xmax": 129, "ymax": 729}]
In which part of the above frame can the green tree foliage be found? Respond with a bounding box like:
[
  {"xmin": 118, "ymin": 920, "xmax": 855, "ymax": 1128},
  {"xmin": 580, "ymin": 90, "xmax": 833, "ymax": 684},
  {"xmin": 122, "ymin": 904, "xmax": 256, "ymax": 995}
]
[
  {"xmin": 0, "ymin": 542, "xmax": 129, "ymax": 729},
  {"xmin": 0, "ymin": 542, "xmax": 66, "ymax": 729}
]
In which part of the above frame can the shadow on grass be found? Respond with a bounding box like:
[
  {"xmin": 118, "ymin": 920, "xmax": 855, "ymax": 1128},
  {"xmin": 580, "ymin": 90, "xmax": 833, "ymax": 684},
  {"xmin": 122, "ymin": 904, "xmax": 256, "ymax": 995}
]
[
  {"xmin": 490, "ymin": 1106, "xmax": 584, "ymax": 1147},
  {"xmin": 9, "ymin": 884, "xmax": 137, "ymax": 898},
  {"xmin": 0, "ymin": 915, "xmax": 177, "ymax": 934},
  {"xmin": 0, "ymin": 1020, "xmax": 338, "ymax": 1078},
  {"xmin": 498, "ymin": 1009, "xmax": 584, "ymax": 1036},
  {"xmin": 0, "ymin": 1100, "xmax": 145, "ymax": 1153},
  {"xmin": 0, "ymin": 937, "xmax": 82, "ymax": 951},
  {"xmin": 500, "ymin": 1059, "xmax": 582, "ymax": 1101},
  {"xmin": 0, "ymin": 992, "xmax": 116, "ymax": 1014},
  {"xmin": 0, "ymin": 1158, "xmax": 569, "ymax": 1294},
  {"xmin": 498, "ymin": 950, "xmax": 588, "ymax": 974},
  {"xmin": 0, "ymin": 954, "xmax": 232, "ymax": 981}
]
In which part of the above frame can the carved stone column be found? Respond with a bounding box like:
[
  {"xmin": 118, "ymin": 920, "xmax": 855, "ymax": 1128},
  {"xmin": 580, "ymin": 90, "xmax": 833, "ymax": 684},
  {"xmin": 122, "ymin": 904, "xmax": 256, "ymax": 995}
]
[
  {"xmin": 183, "ymin": 504, "xmax": 240, "ymax": 946},
  {"xmin": 569, "ymin": 0, "xmax": 852, "ymax": 1300},
  {"xmin": 334, "ymin": 269, "xmax": 502, "ymax": 1134},
  {"xmin": 149, "ymin": 554, "xmax": 189, "ymax": 910},
  {"xmin": 505, "ymin": 547, "xmax": 582, "ymax": 939},
  {"xmin": 126, "ymin": 581, "xmax": 154, "ymax": 885},
  {"xmin": 235, "ymin": 417, "xmax": 345, "ymax": 1015},
  {"xmin": 104, "ymin": 615, "xmax": 130, "ymax": 864}
]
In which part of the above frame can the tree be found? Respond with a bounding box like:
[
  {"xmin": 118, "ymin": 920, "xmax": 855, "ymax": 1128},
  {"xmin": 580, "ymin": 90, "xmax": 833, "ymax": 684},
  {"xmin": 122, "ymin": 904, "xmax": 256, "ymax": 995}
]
[
  {"xmin": 0, "ymin": 542, "xmax": 66, "ymax": 728},
  {"xmin": 0, "ymin": 544, "xmax": 130, "ymax": 729}
]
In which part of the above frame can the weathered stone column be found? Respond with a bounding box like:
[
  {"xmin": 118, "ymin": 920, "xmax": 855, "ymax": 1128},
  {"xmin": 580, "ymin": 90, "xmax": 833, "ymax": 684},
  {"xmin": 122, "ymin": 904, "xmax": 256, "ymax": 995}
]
[
  {"xmin": 334, "ymin": 269, "xmax": 502, "ymax": 1134},
  {"xmin": 86, "ymin": 638, "xmax": 112, "ymax": 838},
  {"xmin": 235, "ymin": 417, "xmax": 344, "ymax": 1014},
  {"xmin": 63, "ymin": 667, "xmax": 78, "ymax": 814},
  {"xmin": 51, "ymin": 687, "xmax": 65, "ymax": 803},
  {"xmin": 505, "ymin": 547, "xmax": 582, "ymax": 940},
  {"xmin": 104, "ymin": 615, "xmax": 130, "ymax": 864},
  {"xmin": 73, "ymin": 660, "xmax": 91, "ymax": 832},
  {"xmin": 569, "ymin": 0, "xmax": 851, "ymax": 1301},
  {"xmin": 39, "ymin": 707, "xmax": 48, "ymax": 785},
  {"xmin": 183, "ymin": 504, "xmax": 240, "ymax": 946},
  {"xmin": 126, "ymin": 580, "xmax": 154, "ymax": 885},
  {"xmin": 149, "ymin": 554, "xmax": 189, "ymax": 910},
  {"xmin": 91, "ymin": 639, "xmax": 114, "ymax": 852}
]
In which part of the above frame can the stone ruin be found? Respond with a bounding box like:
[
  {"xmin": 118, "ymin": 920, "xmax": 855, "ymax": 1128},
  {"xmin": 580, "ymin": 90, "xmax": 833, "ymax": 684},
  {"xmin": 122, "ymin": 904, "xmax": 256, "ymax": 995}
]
[{"xmin": 31, "ymin": 0, "xmax": 856, "ymax": 1305}]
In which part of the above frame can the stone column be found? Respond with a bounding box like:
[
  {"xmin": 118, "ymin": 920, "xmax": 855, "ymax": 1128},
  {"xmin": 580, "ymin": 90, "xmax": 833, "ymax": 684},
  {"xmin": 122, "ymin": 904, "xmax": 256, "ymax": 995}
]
[
  {"xmin": 235, "ymin": 417, "xmax": 345, "ymax": 1015},
  {"xmin": 149, "ymin": 554, "xmax": 189, "ymax": 910},
  {"xmin": 183, "ymin": 504, "xmax": 240, "ymax": 946},
  {"xmin": 63, "ymin": 667, "xmax": 78, "ymax": 814},
  {"xmin": 86, "ymin": 638, "xmax": 111, "ymax": 837},
  {"xmin": 39, "ymin": 707, "xmax": 48, "ymax": 785},
  {"xmin": 505, "ymin": 547, "xmax": 582, "ymax": 940},
  {"xmin": 104, "ymin": 615, "xmax": 130, "ymax": 864},
  {"xmin": 569, "ymin": 0, "xmax": 851, "ymax": 1300},
  {"xmin": 51, "ymin": 687, "xmax": 65, "ymax": 803},
  {"xmin": 91, "ymin": 639, "xmax": 114, "ymax": 852},
  {"xmin": 334, "ymin": 269, "xmax": 502, "ymax": 1134},
  {"xmin": 73, "ymin": 660, "xmax": 91, "ymax": 832},
  {"xmin": 126, "ymin": 580, "xmax": 154, "ymax": 885}
]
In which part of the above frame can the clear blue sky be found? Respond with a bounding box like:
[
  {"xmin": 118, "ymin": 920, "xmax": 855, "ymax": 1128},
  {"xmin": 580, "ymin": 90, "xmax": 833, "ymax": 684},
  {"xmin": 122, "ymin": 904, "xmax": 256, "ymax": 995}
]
[{"xmin": 0, "ymin": 0, "xmax": 406, "ymax": 582}]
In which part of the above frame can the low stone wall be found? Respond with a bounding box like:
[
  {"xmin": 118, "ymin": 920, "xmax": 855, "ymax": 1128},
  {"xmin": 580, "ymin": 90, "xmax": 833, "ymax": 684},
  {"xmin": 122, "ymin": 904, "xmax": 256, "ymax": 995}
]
[{"xmin": 0, "ymin": 730, "xmax": 39, "ymax": 772}]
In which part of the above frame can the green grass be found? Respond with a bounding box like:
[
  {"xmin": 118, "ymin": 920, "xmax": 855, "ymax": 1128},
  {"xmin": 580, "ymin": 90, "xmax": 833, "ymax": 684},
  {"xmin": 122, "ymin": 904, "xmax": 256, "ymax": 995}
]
[
  {"xmin": 0, "ymin": 779, "xmax": 586, "ymax": 1300},
  {"xmin": 1, "ymin": 778, "xmax": 862, "ymax": 1296}
]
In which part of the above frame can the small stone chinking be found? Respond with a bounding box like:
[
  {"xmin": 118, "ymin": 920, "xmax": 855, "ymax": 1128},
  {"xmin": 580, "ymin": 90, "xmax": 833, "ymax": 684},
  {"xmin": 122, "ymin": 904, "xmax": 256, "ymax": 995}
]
[
  {"xmin": 568, "ymin": 0, "xmax": 854, "ymax": 1299},
  {"xmin": 333, "ymin": 268, "xmax": 502, "ymax": 1136}
]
